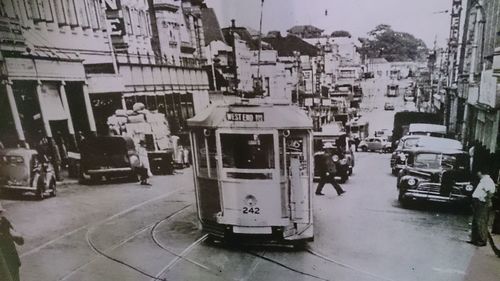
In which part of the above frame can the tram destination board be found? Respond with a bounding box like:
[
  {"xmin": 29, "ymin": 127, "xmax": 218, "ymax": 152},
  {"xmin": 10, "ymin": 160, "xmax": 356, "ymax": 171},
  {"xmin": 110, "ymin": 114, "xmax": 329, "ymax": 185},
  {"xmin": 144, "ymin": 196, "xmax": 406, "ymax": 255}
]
[{"xmin": 226, "ymin": 112, "xmax": 264, "ymax": 122}]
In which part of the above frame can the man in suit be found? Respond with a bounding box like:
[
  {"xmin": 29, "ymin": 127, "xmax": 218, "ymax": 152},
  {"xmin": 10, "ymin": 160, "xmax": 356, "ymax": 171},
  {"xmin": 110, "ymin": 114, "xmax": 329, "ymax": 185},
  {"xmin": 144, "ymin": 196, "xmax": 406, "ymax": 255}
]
[{"xmin": 315, "ymin": 150, "xmax": 345, "ymax": 196}]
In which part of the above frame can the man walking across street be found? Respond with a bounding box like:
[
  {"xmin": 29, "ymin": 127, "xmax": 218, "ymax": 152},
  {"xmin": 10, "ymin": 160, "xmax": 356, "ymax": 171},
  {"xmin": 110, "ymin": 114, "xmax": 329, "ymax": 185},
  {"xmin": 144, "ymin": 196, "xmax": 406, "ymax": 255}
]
[
  {"xmin": 315, "ymin": 150, "xmax": 345, "ymax": 196},
  {"xmin": 468, "ymin": 169, "xmax": 497, "ymax": 247},
  {"xmin": 0, "ymin": 203, "xmax": 24, "ymax": 281}
]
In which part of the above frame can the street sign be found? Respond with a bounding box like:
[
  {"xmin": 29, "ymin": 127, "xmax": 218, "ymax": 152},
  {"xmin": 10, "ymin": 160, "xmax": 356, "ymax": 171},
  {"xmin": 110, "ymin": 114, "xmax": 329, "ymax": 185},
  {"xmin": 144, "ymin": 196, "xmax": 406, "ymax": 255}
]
[{"xmin": 226, "ymin": 112, "xmax": 264, "ymax": 122}]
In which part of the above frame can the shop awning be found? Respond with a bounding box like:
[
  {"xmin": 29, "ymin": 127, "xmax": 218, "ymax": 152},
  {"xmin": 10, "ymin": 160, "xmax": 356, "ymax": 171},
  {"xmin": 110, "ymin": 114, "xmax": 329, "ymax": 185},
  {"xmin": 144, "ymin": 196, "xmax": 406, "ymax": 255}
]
[{"xmin": 39, "ymin": 82, "xmax": 67, "ymax": 121}]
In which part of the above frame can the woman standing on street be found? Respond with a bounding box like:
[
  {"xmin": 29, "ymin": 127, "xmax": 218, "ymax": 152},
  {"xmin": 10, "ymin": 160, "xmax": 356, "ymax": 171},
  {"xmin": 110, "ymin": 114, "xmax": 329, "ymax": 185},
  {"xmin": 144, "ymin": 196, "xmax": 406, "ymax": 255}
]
[{"xmin": 0, "ymin": 203, "xmax": 24, "ymax": 281}]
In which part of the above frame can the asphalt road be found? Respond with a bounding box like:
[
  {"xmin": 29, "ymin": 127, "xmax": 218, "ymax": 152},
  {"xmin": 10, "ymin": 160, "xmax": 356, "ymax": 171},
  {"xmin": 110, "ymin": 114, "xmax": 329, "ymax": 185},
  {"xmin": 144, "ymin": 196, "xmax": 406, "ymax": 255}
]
[{"xmin": 1, "ymin": 79, "xmax": 479, "ymax": 281}]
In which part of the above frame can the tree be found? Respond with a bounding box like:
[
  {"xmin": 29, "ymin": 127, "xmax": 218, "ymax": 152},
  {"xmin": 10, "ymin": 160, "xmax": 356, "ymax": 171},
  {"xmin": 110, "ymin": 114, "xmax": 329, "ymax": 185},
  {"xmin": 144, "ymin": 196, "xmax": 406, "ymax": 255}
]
[
  {"xmin": 331, "ymin": 30, "xmax": 351, "ymax": 38},
  {"xmin": 359, "ymin": 24, "xmax": 428, "ymax": 62}
]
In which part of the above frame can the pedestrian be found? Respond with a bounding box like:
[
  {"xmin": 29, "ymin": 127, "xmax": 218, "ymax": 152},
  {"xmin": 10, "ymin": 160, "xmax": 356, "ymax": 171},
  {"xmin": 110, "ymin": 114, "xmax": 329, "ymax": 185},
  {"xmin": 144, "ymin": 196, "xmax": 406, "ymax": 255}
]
[
  {"xmin": 315, "ymin": 149, "xmax": 345, "ymax": 196},
  {"xmin": 468, "ymin": 169, "xmax": 497, "ymax": 247},
  {"xmin": 0, "ymin": 203, "xmax": 24, "ymax": 281},
  {"xmin": 136, "ymin": 140, "xmax": 152, "ymax": 186}
]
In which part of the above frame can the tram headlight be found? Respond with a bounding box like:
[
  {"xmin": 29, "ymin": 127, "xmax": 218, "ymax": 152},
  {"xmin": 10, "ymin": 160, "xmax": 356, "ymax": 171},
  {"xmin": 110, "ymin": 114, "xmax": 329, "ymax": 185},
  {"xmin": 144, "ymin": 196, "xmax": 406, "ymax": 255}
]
[
  {"xmin": 407, "ymin": 178, "xmax": 417, "ymax": 186},
  {"xmin": 465, "ymin": 184, "xmax": 474, "ymax": 192}
]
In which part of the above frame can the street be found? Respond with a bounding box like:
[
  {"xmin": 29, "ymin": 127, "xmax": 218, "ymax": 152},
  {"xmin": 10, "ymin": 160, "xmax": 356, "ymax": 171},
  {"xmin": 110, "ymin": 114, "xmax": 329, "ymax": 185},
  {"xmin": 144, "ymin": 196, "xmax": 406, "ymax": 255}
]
[
  {"xmin": 1, "ymin": 82, "xmax": 480, "ymax": 281},
  {"xmin": 3, "ymin": 152, "xmax": 476, "ymax": 281}
]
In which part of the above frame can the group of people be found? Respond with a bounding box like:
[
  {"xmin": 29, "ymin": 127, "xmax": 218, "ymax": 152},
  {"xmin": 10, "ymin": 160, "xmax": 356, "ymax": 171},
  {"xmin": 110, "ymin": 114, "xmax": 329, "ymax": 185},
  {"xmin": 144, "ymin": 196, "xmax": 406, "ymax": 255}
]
[{"xmin": 0, "ymin": 204, "xmax": 23, "ymax": 281}]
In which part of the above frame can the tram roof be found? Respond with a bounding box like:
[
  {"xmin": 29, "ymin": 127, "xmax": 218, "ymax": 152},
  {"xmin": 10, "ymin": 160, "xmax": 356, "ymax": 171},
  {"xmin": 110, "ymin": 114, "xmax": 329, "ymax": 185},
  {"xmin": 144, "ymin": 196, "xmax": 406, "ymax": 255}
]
[{"xmin": 187, "ymin": 101, "xmax": 313, "ymax": 129}]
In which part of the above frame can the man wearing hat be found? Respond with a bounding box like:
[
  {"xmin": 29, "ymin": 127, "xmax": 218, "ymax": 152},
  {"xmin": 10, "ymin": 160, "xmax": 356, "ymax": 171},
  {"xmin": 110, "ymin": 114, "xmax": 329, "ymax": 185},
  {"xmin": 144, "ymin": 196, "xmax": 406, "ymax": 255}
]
[
  {"xmin": 315, "ymin": 146, "xmax": 346, "ymax": 196},
  {"xmin": 0, "ymin": 203, "xmax": 24, "ymax": 281}
]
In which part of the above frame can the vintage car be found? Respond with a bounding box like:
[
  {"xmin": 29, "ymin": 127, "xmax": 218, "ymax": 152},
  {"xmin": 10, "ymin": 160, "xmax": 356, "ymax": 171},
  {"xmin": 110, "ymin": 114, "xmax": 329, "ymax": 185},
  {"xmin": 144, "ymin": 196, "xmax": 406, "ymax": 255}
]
[
  {"xmin": 0, "ymin": 148, "xmax": 56, "ymax": 199},
  {"xmin": 390, "ymin": 136, "xmax": 462, "ymax": 175},
  {"xmin": 384, "ymin": 102, "xmax": 395, "ymax": 111},
  {"xmin": 80, "ymin": 136, "xmax": 142, "ymax": 183},
  {"xmin": 397, "ymin": 147, "xmax": 473, "ymax": 207},
  {"xmin": 358, "ymin": 136, "xmax": 392, "ymax": 153}
]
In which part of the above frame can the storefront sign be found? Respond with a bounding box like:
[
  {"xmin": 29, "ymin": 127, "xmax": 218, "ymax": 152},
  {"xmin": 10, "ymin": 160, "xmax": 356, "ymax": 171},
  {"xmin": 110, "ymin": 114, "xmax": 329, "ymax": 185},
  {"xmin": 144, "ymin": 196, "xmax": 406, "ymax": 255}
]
[
  {"xmin": 304, "ymin": 98, "xmax": 313, "ymax": 107},
  {"xmin": 105, "ymin": 0, "xmax": 126, "ymax": 37},
  {"xmin": 448, "ymin": 0, "xmax": 462, "ymax": 83},
  {"xmin": 226, "ymin": 112, "xmax": 264, "ymax": 122}
]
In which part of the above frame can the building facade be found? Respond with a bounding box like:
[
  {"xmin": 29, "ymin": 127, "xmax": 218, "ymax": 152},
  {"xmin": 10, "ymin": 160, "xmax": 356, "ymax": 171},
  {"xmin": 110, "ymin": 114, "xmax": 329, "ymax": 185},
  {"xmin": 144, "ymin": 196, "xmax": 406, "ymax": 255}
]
[{"xmin": 0, "ymin": 0, "xmax": 210, "ymax": 176}]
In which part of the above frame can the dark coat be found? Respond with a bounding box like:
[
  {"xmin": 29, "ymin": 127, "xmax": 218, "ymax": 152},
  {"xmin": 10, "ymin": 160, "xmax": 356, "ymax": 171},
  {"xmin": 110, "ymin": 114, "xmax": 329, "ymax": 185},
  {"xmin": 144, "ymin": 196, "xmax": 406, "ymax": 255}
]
[
  {"xmin": 0, "ymin": 217, "xmax": 21, "ymax": 279},
  {"xmin": 318, "ymin": 153, "xmax": 337, "ymax": 176}
]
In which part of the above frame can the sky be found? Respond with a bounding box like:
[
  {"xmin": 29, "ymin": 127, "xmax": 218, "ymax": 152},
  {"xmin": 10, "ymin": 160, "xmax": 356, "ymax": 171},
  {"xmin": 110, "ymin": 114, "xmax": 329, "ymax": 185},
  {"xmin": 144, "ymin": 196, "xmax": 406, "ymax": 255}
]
[{"xmin": 204, "ymin": 0, "xmax": 453, "ymax": 48}]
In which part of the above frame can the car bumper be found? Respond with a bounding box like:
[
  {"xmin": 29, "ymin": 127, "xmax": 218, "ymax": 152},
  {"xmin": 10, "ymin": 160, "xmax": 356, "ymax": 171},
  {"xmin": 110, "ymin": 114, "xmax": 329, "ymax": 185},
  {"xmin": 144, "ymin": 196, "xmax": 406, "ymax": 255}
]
[
  {"xmin": 86, "ymin": 167, "xmax": 134, "ymax": 175},
  {"xmin": 402, "ymin": 190, "xmax": 469, "ymax": 203},
  {"xmin": 1, "ymin": 185, "xmax": 36, "ymax": 191}
]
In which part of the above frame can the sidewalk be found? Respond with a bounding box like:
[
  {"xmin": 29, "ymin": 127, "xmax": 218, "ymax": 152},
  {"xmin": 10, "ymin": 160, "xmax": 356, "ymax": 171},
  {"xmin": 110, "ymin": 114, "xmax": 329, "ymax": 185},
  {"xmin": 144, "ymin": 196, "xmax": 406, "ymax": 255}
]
[{"xmin": 463, "ymin": 234, "xmax": 500, "ymax": 281}]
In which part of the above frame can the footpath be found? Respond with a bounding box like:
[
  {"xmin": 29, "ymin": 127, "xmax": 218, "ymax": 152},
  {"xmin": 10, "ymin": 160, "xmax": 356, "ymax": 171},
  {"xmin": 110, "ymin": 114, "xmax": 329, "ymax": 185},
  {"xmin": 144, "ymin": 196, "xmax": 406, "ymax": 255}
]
[{"xmin": 464, "ymin": 231, "xmax": 500, "ymax": 281}]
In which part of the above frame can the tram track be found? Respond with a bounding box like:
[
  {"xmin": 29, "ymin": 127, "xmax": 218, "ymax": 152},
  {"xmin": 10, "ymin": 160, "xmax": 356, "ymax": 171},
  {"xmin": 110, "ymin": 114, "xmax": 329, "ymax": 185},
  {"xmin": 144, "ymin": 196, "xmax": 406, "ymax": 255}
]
[
  {"xmin": 305, "ymin": 247, "xmax": 397, "ymax": 281},
  {"xmin": 58, "ymin": 204, "xmax": 192, "ymax": 281}
]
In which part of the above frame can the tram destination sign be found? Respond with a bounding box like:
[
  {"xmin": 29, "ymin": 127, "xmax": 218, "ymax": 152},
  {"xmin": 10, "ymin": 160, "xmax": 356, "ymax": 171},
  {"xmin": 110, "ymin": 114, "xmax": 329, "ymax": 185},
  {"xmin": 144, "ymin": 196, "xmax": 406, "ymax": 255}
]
[{"xmin": 226, "ymin": 112, "xmax": 264, "ymax": 122}]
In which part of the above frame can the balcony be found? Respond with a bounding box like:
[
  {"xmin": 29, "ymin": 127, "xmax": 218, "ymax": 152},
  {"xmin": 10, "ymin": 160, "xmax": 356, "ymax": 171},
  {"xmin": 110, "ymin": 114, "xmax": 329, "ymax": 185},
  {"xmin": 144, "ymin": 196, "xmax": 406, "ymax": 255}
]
[{"xmin": 0, "ymin": 16, "xmax": 26, "ymax": 48}]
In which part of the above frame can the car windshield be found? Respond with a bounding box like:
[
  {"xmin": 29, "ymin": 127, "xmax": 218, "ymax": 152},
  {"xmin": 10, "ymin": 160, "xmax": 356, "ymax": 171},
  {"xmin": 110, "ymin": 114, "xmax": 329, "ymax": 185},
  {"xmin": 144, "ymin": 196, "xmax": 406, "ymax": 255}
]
[{"xmin": 413, "ymin": 153, "xmax": 468, "ymax": 170}]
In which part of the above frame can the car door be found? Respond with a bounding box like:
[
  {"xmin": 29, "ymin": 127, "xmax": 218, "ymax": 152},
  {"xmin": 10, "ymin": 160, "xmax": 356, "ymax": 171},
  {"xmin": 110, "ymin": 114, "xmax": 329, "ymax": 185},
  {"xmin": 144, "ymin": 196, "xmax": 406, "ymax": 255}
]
[{"xmin": 372, "ymin": 138, "xmax": 382, "ymax": 151}]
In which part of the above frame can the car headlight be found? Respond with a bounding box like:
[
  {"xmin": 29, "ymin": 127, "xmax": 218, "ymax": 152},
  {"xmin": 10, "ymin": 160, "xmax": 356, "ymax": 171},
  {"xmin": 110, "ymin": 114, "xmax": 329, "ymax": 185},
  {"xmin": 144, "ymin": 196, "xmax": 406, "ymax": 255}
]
[
  {"xmin": 340, "ymin": 159, "xmax": 348, "ymax": 165},
  {"xmin": 465, "ymin": 184, "xmax": 474, "ymax": 192},
  {"xmin": 399, "ymin": 153, "xmax": 407, "ymax": 161},
  {"xmin": 332, "ymin": 155, "xmax": 340, "ymax": 162},
  {"xmin": 407, "ymin": 178, "xmax": 417, "ymax": 186},
  {"xmin": 129, "ymin": 155, "xmax": 140, "ymax": 167}
]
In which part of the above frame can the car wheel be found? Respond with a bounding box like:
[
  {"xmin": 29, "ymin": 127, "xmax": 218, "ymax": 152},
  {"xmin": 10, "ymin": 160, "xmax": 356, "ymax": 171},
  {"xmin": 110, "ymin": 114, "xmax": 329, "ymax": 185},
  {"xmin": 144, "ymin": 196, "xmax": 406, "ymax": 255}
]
[
  {"xmin": 361, "ymin": 146, "xmax": 368, "ymax": 152},
  {"xmin": 391, "ymin": 168, "xmax": 398, "ymax": 176},
  {"xmin": 348, "ymin": 168, "xmax": 353, "ymax": 176},
  {"xmin": 49, "ymin": 180, "xmax": 56, "ymax": 197}
]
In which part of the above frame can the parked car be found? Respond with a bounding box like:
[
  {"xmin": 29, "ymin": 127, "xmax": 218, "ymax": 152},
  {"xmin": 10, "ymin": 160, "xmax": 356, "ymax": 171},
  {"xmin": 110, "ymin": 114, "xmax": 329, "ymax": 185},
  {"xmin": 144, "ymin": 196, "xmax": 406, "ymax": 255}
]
[
  {"xmin": 358, "ymin": 137, "xmax": 392, "ymax": 152},
  {"xmin": 390, "ymin": 136, "xmax": 463, "ymax": 175},
  {"xmin": 80, "ymin": 136, "xmax": 142, "ymax": 184},
  {"xmin": 384, "ymin": 102, "xmax": 395, "ymax": 111},
  {"xmin": 0, "ymin": 148, "xmax": 56, "ymax": 199},
  {"xmin": 397, "ymin": 147, "xmax": 473, "ymax": 207}
]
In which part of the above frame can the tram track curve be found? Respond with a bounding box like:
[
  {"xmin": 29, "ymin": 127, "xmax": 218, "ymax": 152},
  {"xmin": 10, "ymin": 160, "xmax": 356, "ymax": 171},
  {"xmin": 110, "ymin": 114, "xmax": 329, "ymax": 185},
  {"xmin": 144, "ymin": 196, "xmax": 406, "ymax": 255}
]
[{"xmin": 58, "ymin": 204, "xmax": 192, "ymax": 281}]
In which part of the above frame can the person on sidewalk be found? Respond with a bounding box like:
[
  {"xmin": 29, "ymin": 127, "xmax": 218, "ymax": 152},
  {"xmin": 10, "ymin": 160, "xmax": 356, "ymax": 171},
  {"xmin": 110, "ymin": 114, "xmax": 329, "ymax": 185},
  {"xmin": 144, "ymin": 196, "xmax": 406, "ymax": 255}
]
[
  {"xmin": 136, "ymin": 140, "xmax": 152, "ymax": 186},
  {"xmin": 315, "ymin": 150, "xmax": 345, "ymax": 196},
  {"xmin": 0, "ymin": 203, "xmax": 24, "ymax": 281},
  {"xmin": 468, "ymin": 169, "xmax": 496, "ymax": 247}
]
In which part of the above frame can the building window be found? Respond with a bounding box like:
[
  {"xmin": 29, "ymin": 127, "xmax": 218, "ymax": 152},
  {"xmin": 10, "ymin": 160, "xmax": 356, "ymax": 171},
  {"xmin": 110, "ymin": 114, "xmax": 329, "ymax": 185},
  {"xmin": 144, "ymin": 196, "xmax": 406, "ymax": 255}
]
[
  {"xmin": 64, "ymin": 0, "xmax": 78, "ymax": 27},
  {"xmin": 53, "ymin": 0, "xmax": 67, "ymax": 25},
  {"xmin": 145, "ymin": 11, "xmax": 151, "ymax": 36},
  {"xmin": 124, "ymin": 7, "xmax": 132, "ymax": 34},
  {"xmin": 86, "ymin": 0, "xmax": 96, "ymax": 29},
  {"xmin": 75, "ymin": 0, "xmax": 89, "ymax": 28}
]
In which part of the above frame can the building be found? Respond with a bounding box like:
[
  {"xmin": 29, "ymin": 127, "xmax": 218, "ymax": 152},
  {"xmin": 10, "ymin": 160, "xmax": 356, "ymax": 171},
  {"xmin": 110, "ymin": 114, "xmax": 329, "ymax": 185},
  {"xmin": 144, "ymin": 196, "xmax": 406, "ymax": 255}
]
[
  {"xmin": 0, "ymin": 0, "xmax": 210, "ymax": 176},
  {"xmin": 453, "ymin": 0, "xmax": 500, "ymax": 178},
  {"xmin": 0, "ymin": 0, "xmax": 109, "ymax": 152}
]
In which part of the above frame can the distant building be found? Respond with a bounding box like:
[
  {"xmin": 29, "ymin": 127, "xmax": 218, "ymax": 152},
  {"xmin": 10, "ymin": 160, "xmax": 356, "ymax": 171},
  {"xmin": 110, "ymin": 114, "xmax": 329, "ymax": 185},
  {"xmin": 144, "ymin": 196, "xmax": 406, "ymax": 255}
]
[{"xmin": 287, "ymin": 25, "xmax": 324, "ymax": 39}]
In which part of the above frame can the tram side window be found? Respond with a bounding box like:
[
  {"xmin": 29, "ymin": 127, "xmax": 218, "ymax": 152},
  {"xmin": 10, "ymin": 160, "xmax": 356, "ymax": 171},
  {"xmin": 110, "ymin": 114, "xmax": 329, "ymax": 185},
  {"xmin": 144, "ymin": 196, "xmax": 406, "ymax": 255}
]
[
  {"xmin": 195, "ymin": 131, "xmax": 218, "ymax": 178},
  {"xmin": 220, "ymin": 134, "xmax": 274, "ymax": 169}
]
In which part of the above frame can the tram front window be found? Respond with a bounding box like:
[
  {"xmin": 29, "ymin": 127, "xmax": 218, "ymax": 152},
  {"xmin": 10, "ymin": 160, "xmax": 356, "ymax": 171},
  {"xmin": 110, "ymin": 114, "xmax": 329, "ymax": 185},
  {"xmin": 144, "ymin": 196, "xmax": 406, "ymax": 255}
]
[{"xmin": 220, "ymin": 133, "xmax": 274, "ymax": 179}]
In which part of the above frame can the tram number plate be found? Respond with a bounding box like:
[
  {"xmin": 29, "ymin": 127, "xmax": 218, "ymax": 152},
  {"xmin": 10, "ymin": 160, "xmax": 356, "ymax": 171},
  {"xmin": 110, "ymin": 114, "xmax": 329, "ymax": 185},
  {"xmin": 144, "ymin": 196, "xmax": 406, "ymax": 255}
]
[
  {"xmin": 226, "ymin": 112, "xmax": 264, "ymax": 122},
  {"xmin": 242, "ymin": 207, "xmax": 260, "ymax": 214}
]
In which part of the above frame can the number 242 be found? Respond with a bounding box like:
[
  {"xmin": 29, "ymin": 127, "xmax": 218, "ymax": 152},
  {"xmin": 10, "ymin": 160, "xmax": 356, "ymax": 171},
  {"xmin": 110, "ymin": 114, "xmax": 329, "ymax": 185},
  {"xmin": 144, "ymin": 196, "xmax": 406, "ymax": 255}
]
[{"xmin": 242, "ymin": 207, "xmax": 260, "ymax": 214}]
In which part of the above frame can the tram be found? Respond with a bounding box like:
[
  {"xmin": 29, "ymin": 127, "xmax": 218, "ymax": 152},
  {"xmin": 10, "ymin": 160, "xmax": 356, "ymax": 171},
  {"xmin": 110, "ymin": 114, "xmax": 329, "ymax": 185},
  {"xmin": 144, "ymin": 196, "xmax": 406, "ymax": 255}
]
[{"xmin": 187, "ymin": 99, "xmax": 314, "ymax": 243}]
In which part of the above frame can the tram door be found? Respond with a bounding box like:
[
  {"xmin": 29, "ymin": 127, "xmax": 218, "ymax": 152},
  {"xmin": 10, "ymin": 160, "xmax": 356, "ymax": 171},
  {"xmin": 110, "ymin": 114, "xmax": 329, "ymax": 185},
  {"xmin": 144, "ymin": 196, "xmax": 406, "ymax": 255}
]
[{"xmin": 284, "ymin": 132, "xmax": 311, "ymax": 224}]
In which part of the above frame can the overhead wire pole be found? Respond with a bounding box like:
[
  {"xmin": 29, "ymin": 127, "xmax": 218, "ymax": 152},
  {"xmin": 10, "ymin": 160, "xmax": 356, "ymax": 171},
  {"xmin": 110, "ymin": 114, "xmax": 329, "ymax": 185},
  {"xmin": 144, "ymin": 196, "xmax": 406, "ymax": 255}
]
[{"xmin": 256, "ymin": 0, "xmax": 265, "ymax": 95}]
